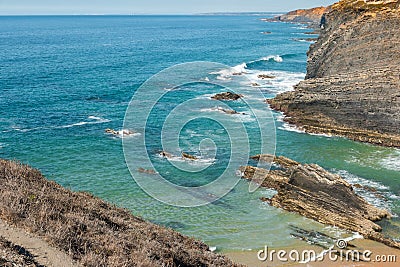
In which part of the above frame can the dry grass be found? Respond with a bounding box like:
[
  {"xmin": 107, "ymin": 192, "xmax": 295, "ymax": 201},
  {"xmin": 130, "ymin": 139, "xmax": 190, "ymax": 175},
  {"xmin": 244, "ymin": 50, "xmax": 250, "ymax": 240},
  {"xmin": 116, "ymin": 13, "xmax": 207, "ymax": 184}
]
[
  {"xmin": 0, "ymin": 159, "xmax": 241, "ymax": 267},
  {"xmin": 0, "ymin": 236, "xmax": 41, "ymax": 267}
]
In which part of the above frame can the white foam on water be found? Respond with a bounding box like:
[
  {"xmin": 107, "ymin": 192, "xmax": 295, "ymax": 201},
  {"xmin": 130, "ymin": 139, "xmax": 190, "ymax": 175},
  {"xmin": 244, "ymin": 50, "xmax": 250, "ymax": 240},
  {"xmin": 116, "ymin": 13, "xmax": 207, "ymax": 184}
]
[
  {"xmin": 13, "ymin": 116, "xmax": 111, "ymax": 132},
  {"xmin": 294, "ymin": 39, "xmax": 316, "ymax": 44},
  {"xmin": 291, "ymin": 26, "xmax": 309, "ymax": 30},
  {"xmin": 275, "ymin": 113, "xmax": 285, "ymax": 122},
  {"xmin": 379, "ymin": 150, "xmax": 400, "ymax": 172},
  {"xmin": 278, "ymin": 120, "xmax": 333, "ymax": 138},
  {"xmin": 158, "ymin": 152, "xmax": 216, "ymax": 166},
  {"xmin": 242, "ymin": 70, "xmax": 305, "ymax": 94},
  {"xmin": 61, "ymin": 116, "xmax": 110, "ymax": 128},
  {"xmin": 337, "ymin": 170, "xmax": 389, "ymax": 190},
  {"xmin": 249, "ymin": 55, "xmax": 283, "ymax": 64},
  {"xmin": 210, "ymin": 63, "xmax": 248, "ymax": 80},
  {"xmin": 108, "ymin": 129, "xmax": 141, "ymax": 139},
  {"xmin": 267, "ymin": 71, "xmax": 305, "ymax": 93},
  {"xmin": 336, "ymin": 169, "xmax": 396, "ymax": 216},
  {"xmin": 278, "ymin": 123, "xmax": 306, "ymax": 134}
]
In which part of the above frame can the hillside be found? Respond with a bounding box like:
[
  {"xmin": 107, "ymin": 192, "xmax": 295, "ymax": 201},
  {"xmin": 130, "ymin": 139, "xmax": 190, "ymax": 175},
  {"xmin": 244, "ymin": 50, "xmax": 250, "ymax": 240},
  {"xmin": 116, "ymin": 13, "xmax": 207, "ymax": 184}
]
[{"xmin": 0, "ymin": 159, "xmax": 240, "ymax": 267}]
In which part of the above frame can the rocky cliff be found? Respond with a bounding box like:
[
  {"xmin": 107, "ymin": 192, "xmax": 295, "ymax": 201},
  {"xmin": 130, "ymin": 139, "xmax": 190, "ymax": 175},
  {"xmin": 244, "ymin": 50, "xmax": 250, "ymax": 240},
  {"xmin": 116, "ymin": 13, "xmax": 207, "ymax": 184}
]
[
  {"xmin": 268, "ymin": 0, "xmax": 400, "ymax": 147},
  {"xmin": 265, "ymin": 6, "xmax": 328, "ymax": 26},
  {"xmin": 242, "ymin": 154, "xmax": 399, "ymax": 248}
]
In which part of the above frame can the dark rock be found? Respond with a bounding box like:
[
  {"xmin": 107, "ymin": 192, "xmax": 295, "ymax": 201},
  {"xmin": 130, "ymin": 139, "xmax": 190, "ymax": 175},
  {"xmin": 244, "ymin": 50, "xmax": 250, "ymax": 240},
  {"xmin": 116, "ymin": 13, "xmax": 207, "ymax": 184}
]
[
  {"xmin": 159, "ymin": 151, "xmax": 174, "ymax": 158},
  {"xmin": 258, "ymin": 74, "xmax": 276, "ymax": 79},
  {"xmin": 211, "ymin": 92, "xmax": 243, "ymax": 101},
  {"xmin": 216, "ymin": 107, "xmax": 245, "ymax": 115},
  {"xmin": 105, "ymin": 128, "xmax": 136, "ymax": 137},
  {"xmin": 181, "ymin": 152, "xmax": 198, "ymax": 160},
  {"xmin": 241, "ymin": 154, "xmax": 400, "ymax": 249}
]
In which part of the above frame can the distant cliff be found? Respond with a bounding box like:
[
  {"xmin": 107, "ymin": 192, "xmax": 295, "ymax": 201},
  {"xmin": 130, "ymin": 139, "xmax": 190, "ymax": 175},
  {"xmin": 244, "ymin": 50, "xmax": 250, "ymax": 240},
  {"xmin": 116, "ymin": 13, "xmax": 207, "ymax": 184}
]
[
  {"xmin": 268, "ymin": 0, "xmax": 400, "ymax": 147},
  {"xmin": 265, "ymin": 6, "xmax": 328, "ymax": 26}
]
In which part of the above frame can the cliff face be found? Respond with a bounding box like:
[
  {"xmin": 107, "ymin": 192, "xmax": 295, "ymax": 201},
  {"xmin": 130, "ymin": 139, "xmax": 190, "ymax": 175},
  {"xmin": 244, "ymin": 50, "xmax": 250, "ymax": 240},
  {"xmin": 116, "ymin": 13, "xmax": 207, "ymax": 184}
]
[
  {"xmin": 266, "ymin": 6, "xmax": 328, "ymax": 26},
  {"xmin": 268, "ymin": 0, "xmax": 400, "ymax": 147}
]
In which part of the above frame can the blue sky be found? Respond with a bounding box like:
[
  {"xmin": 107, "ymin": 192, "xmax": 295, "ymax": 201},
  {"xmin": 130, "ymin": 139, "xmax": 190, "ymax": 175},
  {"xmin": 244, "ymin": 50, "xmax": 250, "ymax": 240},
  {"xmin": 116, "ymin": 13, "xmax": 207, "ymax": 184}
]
[{"xmin": 0, "ymin": 0, "xmax": 337, "ymax": 15}]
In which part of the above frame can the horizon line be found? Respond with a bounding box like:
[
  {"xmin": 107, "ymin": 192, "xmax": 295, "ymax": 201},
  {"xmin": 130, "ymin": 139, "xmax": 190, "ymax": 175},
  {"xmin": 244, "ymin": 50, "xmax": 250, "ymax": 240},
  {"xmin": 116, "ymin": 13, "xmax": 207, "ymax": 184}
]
[{"xmin": 0, "ymin": 12, "xmax": 286, "ymax": 17}]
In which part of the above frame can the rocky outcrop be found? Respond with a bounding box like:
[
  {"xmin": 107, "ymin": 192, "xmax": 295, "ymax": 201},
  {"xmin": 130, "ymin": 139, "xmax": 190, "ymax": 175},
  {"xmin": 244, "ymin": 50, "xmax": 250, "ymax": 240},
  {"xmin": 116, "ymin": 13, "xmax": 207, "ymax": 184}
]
[
  {"xmin": 265, "ymin": 6, "xmax": 329, "ymax": 26},
  {"xmin": 159, "ymin": 151, "xmax": 200, "ymax": 160},
  {"xmin": 105, "ymin": 128, "xmax": 136, "ymax": 137},
  {"xmin": 181, "ymin": 152, "xmax": 198, "ymax": 160},
  {"xmin": 137, "ymin": 167, "xmax": 157, "ymax": 174},
  {"xmin": 258, "ymin": 74, "xmax": 276, "ymax": 79},
  {"xmin": 268, "ymin": 0, "xmax": 400, "ymax": 148},
  {"xmin": 211, "ymin": 92, "xmax": 243, "ymax": 101},
  {"xmin": 241, "ymin": 154, "xmax": 400, "ymax": 249}
]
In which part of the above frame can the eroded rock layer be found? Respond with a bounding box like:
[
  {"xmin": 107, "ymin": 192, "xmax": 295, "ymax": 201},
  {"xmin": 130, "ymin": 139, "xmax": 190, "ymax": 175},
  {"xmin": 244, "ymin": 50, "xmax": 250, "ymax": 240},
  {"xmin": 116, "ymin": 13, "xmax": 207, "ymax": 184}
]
[
  {"xmin": 241, "ymin": 154, "xmax": 400, "ymax": 249},
  {"xmin": 268, "ymin": 0, "xmax": 400, "ymax": 147}
]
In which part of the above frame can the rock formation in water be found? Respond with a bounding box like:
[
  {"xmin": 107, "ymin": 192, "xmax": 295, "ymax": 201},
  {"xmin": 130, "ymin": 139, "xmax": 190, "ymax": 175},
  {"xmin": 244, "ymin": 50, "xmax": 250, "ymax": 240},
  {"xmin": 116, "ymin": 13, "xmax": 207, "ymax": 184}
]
[
  {"xmin": 265, "ymin": 6, "xmax": 329, "ymax": 26},
  {"xmin": 268, "ymin": 0, "xmax": 400, "ymax": 148},
  {"xmin": 241, "ymin": 154, "xmax": 400, "ymax": 249},
  {"xmin": 211, "ymin": 92, "xmax": 243, "ymax": 101}
]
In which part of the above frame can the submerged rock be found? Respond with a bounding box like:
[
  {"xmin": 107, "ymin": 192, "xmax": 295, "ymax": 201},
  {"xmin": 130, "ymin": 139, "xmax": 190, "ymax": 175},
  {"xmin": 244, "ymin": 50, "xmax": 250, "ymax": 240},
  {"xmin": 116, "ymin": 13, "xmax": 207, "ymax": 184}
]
[
  {"xmin": 211, "ymin": 92, "xmax": 243, "ymax": 101},
  {"xmin": 105, "ymin": 128, "xmax": 136, "ymax": 137},
  {"xmin": 181, "ymin": 152, "xmax": 198, "ymax": 160},
  {"xmin": 216, "ymin": 107, "xmax": 245, "ymax": 115},
  {"xmin": 137, "ymin": 168, "xmax": 157, "ymax": 175},
  {"xmin": 241, "ymin": 154, "xmax": 400, "ymax": 249},
  {"xmin": 159, "ymin": 151, "xmax": 199, "ymax": 161},
  {"xmin": 159, "ymin": 151, "xmax": 174, "ymax": 159},
  {"xmin": 258, "ymin": 74, "xmax": 276, "ymax": 79}
]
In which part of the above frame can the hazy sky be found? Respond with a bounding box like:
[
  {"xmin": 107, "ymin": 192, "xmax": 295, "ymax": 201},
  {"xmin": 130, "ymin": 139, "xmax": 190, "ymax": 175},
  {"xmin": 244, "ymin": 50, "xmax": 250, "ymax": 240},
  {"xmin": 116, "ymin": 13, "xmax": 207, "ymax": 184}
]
[{"xmin": 0, "ymin": 0, "xmax": 337, "ymax": 15}]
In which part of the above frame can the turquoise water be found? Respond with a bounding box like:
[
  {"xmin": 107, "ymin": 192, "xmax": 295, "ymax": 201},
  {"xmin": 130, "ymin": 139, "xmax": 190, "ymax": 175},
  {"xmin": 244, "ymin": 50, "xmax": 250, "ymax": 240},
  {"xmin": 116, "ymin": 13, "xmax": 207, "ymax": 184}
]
[{"xmin": 1, "ymin": 15, "xmax": 399, "ymax": 251}]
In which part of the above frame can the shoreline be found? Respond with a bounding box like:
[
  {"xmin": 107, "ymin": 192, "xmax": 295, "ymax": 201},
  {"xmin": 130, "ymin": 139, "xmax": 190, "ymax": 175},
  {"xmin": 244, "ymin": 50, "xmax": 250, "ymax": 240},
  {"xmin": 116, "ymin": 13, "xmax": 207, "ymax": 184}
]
[
  {"xmin": 267, "ymin": 0, "xmax": 400, "ymax": 149},
  {"xmin": 268, "ymin": 102, "xmax": 400, "ymax": 148}
]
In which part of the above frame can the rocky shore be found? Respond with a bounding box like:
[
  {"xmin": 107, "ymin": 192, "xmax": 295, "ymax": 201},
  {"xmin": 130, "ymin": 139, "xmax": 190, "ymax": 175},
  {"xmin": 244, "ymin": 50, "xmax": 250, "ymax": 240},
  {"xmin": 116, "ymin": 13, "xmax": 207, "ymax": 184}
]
[
  {"xmin": 267, "ymin": 0, "xmax": 400, "ymax": 148},
  {"xmin": 241, "ymin": 154, "xmax": 400, "ymax": 249},
  {"xmin": 264, "ymin": 6, "xmax": 328, "ymax": 27},
  {"xmin": 0, "ymin": 159, "xmax": 240, "ymax": 267}
]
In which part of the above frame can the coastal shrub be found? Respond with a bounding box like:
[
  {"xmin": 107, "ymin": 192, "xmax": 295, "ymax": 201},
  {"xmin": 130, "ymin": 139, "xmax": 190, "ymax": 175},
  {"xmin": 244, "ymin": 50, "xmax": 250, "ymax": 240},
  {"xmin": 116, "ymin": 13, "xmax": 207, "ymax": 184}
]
[{"xmin": 0, "ymin": 159, "xmax": 240, "ymax": 267}]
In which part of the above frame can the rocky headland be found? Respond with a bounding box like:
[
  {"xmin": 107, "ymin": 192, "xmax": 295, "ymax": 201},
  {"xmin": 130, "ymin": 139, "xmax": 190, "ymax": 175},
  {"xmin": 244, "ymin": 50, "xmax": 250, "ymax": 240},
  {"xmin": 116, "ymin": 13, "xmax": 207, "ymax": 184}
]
[
  {"xmin": 241, "ymin": 154, "xmax": 400, "ymax": 249},
  {"xmin": 264, "ymin": 6, "xmax": 328, "ymax": 27},
  {"xmin": 267, "ymin": 0, "xmax": 400, "ymax": 148},
  {"xmin": 0, "ymin": 159, "xmax": 240, "ymax": 267}
]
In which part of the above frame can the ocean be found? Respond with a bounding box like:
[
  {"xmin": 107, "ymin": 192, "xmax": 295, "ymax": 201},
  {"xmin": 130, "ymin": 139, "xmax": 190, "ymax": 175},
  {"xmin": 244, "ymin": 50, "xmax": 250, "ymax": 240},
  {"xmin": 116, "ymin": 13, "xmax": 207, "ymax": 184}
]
[{"xmin": 1, "ymin": 15, "xmax": 399, "ymax": 252}]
